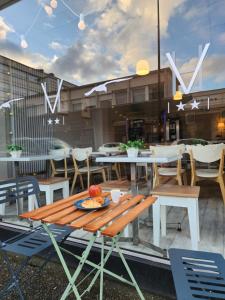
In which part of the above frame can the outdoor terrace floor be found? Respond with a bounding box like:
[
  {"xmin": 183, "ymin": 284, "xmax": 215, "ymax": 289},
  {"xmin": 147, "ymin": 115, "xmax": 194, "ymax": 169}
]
[{"xmin": 1, "ymin": 180, "xmax": 225, "ymax": 259}]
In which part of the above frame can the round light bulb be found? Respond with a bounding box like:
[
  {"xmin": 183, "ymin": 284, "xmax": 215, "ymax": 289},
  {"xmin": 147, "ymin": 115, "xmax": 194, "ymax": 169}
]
[
  {"xmin": 50, "ymin": 0, "xmax": 57, "ymax": 9},
  {"xmin": 173, "ymin": 90, "xmax": 183, "ymax": 101},
  {"xmin": 20, "ymin": 37, "xmax": 28, "ymax": 49},
  {"xmin": 136, "ymin": 59, "xmax": 150, "ymax": 75},
  {"xmin": 44, "ymin": 5, "xmax": 53, "ymax": 16},
  {"xmin": 78, "ymin": 14, "xmax": 86, "ymax": 30}
]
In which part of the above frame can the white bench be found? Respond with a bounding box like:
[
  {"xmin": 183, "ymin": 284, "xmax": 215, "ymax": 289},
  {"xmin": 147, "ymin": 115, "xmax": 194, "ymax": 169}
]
[
  {"xmin": 28, "ymin": 177, "xmax": 69, "ymax": 211},
  {"xmin": 152, "ymin": 185, "xmax": 200, "ymax": 250}
]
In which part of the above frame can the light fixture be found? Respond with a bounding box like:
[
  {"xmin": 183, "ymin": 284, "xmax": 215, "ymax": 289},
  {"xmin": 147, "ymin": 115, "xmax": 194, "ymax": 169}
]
[
  {"xmin": 78, "ymin": 14, "xmax": 86, "ymax": 30},
  {"xmin": 50, "ymin": 0, "xmax": 57, "ymax": 9},
  {"xmin": 173, "ymin": 90, "xmax": 183, "ymax": 101},
  {"xmin": 44, "ymin": 4, "xmax": 53, "ymax": 16},
  {"xmin": 217, "ymin": 121, "xmax": 225, "ymax": 129},
  {"xmin": 136, "ymin": 60, "xmax": 150, "ymax": 76},
  {"xmin": 20, "ymin": 36, "xmax": 28, "ymax": 49}
]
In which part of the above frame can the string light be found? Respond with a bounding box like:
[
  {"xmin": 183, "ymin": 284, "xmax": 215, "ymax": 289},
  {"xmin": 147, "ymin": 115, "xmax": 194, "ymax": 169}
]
[
  {"xmin": 20, "ymin": 36, "xmax": 28, "ymax": 49},
  {"xmin": 44, "ymin": 4, "xmax": 53, "ymax": 16},
  {"xmin": 78, "ymin": 14, "xmax": 86, "ymax": 30},
  {"xmin": 173, "ymin": 90, "xmax": 183, "ymax": 101},
  {"xmin": 136, "ymin": 60, "xmax": 150, "ymax": 75},
  {"xmin": 50, "ymin": 0, "xmax": 57, "ymax": 9}
]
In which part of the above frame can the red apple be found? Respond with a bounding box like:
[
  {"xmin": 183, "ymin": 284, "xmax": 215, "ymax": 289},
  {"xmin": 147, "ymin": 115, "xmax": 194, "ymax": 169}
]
[{"xmin": 89, "ymin": 185, "xmax": 102, "ymax": 197}]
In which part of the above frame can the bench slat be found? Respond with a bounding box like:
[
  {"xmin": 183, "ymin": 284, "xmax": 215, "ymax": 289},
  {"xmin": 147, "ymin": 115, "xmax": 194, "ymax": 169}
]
[
  {"xmin": 70, "ymin": 195, "xmax": 131, "ymax": 229},
  {"xmin": 102, "ymin": 196, "xmax": 156, "ymax": 237},
  {"xmin": 20, "ymin": 191, "xmax": 89, "ymax": 219},
  {"xmin": 83, "ymin": 195, "xmax": 144, "ymax": 232},
  {"xmin": 151, "ymin": 185, "xmax": 200, "ymax": 198}
]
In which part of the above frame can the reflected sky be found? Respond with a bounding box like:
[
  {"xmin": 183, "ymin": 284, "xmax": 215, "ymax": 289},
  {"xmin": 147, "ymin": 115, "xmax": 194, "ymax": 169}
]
[{"xmin": 0, "ymin": 0, "xmax": 225, "ymax": 91}]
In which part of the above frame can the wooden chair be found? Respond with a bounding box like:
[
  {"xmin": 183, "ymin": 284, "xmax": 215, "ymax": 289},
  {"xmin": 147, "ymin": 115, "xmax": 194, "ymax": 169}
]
[
  {"xmin": 189, "ymin": 143, "xmax": 225, "ymax": 203},
  {"xmin": 71, "ymin": 147, "xmax": 106, "ymax": 194},
  {"xmin": 50, "ymin": 148, "xmax": 74, "ymax": 179},
  {"xmin": 150, "ymin": 144, "xmax": 187, "ymax": 188}
]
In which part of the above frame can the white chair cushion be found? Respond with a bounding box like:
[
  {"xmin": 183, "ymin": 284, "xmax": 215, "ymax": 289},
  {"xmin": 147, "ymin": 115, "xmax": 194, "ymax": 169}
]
[
  {"xmin": 158, "ymin": 167, "xmax": 185, "ymax": 176},
  {"xmin": 196, "ymin": 168, "xmax": 219, "ymax": 178},
  {"xmin": 56, "ymin": 167, "xmax": 74, "ymax": 172},
  {"xmin": 78, "ymin": 166, "xmax": 104, "ymax": 173}
]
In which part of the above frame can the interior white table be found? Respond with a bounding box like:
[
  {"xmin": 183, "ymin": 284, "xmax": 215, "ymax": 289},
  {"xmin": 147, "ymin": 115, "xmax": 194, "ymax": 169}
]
[
  {"xmin": 96, "ymin": 154, "xmax": 180, "ymax": 255},
  {"xmin": 0, "ymin": 155, "xmax": 62, "ymax": 214},
  {"xmin": 0, "ymin": 154, "xmax": 62, "ymax": 176}
]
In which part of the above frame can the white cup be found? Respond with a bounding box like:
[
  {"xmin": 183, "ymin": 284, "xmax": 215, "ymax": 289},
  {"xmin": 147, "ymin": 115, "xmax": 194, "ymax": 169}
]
[{"xmin": 111, "ymin": 189, "xmax": 125, "ymax": 203}]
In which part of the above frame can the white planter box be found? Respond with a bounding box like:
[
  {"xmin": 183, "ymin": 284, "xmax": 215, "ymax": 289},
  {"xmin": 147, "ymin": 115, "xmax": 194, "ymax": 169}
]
[
  {"xmin": 127, "ymin": 148, "xmax": 139, "ymax": 158},
  {"xmin": 9, "ymin": 150, "xmax": 22, "ymax": 158}
]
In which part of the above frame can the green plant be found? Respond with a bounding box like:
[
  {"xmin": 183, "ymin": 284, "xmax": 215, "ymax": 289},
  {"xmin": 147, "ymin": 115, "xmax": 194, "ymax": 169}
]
[
  {"xmin": 119, "ymin": 140, "xmax": 145, "ymax": 151},
  {"xmin": 7, "ymin": 144, "xmax": 23, "ymax": 152}
]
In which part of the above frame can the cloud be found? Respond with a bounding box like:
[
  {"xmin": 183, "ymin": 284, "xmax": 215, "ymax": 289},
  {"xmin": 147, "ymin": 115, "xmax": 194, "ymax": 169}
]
[
  {"xmin": 0, "ymin": 17, "xmax": 14, "ymax": 40},
  {"xmin": 49, "ymin": 0, "xmax": 186, "ymax": 84},
  {"xmin": 0, "ymin": 0, "xmax": 186, "ymax": 85},
  {"xmin": 49, "ymin": 41, "xmax": 67, "ymax": 51},
  {"xmin": 176, "ymin": 53, "xmax": 225, "ymax": 90},
  {"xmin": 0, "ymin": 39, "xmax": 50, "ymax": 70},
  {"xmin": 218, "ymin": 32, "xmax": 225, "ymax": 44}
]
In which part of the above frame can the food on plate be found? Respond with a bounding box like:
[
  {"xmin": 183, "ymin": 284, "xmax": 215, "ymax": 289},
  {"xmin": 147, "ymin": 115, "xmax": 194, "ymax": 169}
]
[
  {"xmin": 93, "ymin": 196, "xmax": 104, "ymax": 204},
  {"xmin": 89, "ymin": 185, "xmax": 102, "ymax": 197},
  {"xmin": 81, "ymin": 199, "xmax": 102, "ymax": 209}
]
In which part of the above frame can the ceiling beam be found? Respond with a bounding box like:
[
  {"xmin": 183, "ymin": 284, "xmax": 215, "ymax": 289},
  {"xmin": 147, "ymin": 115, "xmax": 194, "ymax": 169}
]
[{"xmin": 0, "ymin": 0, "xmax": 21, "ymax": 11}]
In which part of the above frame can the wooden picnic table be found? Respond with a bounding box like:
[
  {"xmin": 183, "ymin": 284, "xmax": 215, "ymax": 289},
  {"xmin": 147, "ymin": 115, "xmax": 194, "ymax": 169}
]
[{"xmin": 21, "ymin": 191, "xmax": 156, "ymax": 300}]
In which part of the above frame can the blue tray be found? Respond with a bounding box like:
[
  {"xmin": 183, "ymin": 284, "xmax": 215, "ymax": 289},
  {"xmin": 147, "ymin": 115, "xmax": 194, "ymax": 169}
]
[{"xmin": 75, "ymin": 197, "xmax": 110, "ymax": 211}]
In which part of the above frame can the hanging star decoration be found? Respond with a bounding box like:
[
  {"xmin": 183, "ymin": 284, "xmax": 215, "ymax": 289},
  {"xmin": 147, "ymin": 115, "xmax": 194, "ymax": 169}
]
[
  {"xmin": 47, "ymin": 118, "xmax": 53, "ymax": 125},
  {"xmin": 176, "ymin": 101, "xmax": 186, "ymax": 111},
  {"xmin": 55, "ymin": 118, "xmax": 60, "ymax": 124},
  {"xmin": 191, "ymin": 99, "xmax": 200, "ymax": 110}
]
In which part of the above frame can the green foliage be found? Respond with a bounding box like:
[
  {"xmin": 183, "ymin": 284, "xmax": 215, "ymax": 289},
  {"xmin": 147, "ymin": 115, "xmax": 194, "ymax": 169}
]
[
  {"xmin": 7, "ymin": 144, "xmax": 23, "ymax": 152},
  {"xmin": 119, "ymin": 140, "xmax": 145, "ymax": 151}
]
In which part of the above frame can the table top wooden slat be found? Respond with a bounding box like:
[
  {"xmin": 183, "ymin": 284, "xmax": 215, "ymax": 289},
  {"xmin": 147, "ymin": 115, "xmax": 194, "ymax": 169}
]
[
  {"xmin": 82, "ymin": 194, "xmax": 144, "ymax": 232},
  {"xmin": 102, "ymin": 196, "xmax": 157, "ymax": 237},
  {"xmin": 42, "ymin": 206, "xmax": 77, "ymax": 223},
  {"xmin": 20, "ymin": 191, "xmax": 89, "ymax": 219},
  {"xmin": 21, "ymin": 192, "xmax": 109, "ymax": 221},
  {"xmin": 54, "ymin": 210, "xmax": 89, "ymax": 226},
  {"xmin": 70, "ymin": 195, "xmax": 131, "ymax": 229}
]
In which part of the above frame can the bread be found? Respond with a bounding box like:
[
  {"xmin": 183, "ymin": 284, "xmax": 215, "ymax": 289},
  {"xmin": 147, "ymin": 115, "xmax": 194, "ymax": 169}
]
[
  {"xmin": 82, "ymin": 199, "xmax": 102, "ymax": 208},
  {"xmin": 93, "ymin": 196, "xmax": 104, "ymax": 205}
]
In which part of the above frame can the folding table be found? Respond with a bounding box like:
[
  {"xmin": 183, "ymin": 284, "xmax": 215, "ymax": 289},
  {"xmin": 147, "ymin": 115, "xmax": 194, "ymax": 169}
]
[
  {"xmin": 96, "ymin": 154, "xmax": 180, "ymax": 255},
  {"xmin": 21, "ymin": 190, "xmax": 156, "ymax": 300}
]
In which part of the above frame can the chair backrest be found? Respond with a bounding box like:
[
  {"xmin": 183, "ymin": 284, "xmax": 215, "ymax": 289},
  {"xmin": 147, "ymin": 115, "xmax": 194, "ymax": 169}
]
[
  {"xmin": 150, "ymin": 144, "xmax": 185, "ymax": 156},
  {"xmin": 190, "ymin": 143, "xmax": 225, "ymax": 163},
  {"xmin": 49, "ymin": 148, "xmax": 70, "ymax": 162},
  {"xmin": 72, "ymin": 147, "xmax": 92, "ymax": 162},
  {"xmin": 0, "ymin": 176, "xmax": 41, "ymax": 207}
]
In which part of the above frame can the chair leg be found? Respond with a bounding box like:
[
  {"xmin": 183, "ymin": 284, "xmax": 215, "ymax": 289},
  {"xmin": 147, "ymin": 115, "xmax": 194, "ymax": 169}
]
[
  {"xmin": 191, "ymin": 176, "xmax": 196, "ymax": 186},
  {"xmin": 88, "ymin": 172, "xmax": 90, "ymax": 189},
  {"xmin": 115, "ymin": 164, "xmax": 120, "ymax": 180},
  {"xmin": 183, "ymin": 172, "xmax": 188, "ymax": 185},
  {"xmin": 71, "ymin": 173, "xmax": 78, "ymax": 195},
  {"xmin": 177, "ymin": 175, "xmax": 183, "ymax": 186},
  {"xmin": 101, "ymin": 169, "xmax": 106, "ymax": 183},
  {"xmin": 218, "ymin": 176, "xmax": 225, "ymax": 203},
  {"xmin": 79, "ymin": 174, "xmax": 84, "ymax": 190}
]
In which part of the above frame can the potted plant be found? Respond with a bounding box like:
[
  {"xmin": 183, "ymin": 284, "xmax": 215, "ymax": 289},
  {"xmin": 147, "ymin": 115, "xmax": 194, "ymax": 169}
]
[
  {"xmin": 120, "ymin": 140, "xmax": 145, "ymax": 158},
  {"xmin": 7, "ymin": 144, "xmax": 23, "ymax": 158}
]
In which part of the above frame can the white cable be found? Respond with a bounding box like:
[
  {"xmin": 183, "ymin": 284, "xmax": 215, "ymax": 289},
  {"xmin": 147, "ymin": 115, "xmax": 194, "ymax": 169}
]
[
  {"xmin": 60, "ymin": 0, "xmax": 80, "ymax": 18},
  {"xmin": 24, "ymin": 5, "xmax": 42, "ymax": 37}
]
